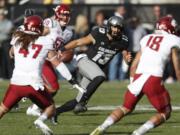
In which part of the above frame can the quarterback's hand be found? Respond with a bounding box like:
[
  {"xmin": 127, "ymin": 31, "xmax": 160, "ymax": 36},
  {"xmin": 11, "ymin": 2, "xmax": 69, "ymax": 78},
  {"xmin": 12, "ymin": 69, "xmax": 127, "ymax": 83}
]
[{"xmin": 57, "ymin": 50, "xmax": 63, "ymax": 59}]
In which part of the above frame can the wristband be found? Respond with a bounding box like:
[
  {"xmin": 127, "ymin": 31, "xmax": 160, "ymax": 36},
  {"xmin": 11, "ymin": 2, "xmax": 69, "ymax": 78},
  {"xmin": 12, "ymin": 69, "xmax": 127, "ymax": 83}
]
[{"xmin": 60, "ymin": 46, "xmax": 66, "ymax": 52}]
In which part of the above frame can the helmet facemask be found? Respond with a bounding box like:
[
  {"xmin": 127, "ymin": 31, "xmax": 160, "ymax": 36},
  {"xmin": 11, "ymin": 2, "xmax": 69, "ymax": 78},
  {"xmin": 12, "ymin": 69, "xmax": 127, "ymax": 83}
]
[{"xmin": 107, "ymin": 16, "xmax": 124, "ymax": 39}]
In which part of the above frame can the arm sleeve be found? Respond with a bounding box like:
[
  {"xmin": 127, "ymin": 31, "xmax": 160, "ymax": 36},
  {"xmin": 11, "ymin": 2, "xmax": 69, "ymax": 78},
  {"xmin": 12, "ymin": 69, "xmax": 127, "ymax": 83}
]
[
  {"xmin": 43, "ymin": 18, "xmax": 54, "ymax": 28},
  {"xmin": 64, "ymin": 31, "xmax": 73, "ymax": 44},
  {"xmin": 90, "ymin": 27, "xmax": 99, "ymax": 40},
  {"xmin": 122, "ymin": 36, "xmax": 129, "ymax": 50}
]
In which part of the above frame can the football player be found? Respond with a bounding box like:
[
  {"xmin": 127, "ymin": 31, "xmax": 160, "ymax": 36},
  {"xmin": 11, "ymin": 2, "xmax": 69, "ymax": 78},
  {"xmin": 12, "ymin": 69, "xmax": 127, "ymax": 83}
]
[
  {"xmin": 26, "ymin": 4, "xmax": 84, "ymax": 118},
  {"xmin": 53, "ymin": 16, "xmax": 132, "ymax": 123},
  {"xmin": 90, "ymin": 16, "xmax": 180, "ymax": 135},
  {"xmin": 0, "ymin": 15, "xmax": 70, "ymax": 135}
]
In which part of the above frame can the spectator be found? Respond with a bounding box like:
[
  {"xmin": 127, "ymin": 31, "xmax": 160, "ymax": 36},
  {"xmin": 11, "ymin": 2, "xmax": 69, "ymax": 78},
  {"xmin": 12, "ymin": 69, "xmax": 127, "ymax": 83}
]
[
  {"xmin": 73, "ymin": 14, "xmax": 89, "ymax": 55},
  {"xmin": 128, "ymin": 16, "xmax": 147, "ymax": 58},
  {"xmin": 0, "ymin": 0, "xmax": 5, "ymax": 7},
  {"xmin": 152, "ymin": 5, "xmax": 163, "ymax": 23},
  {"xmin": 114, "ymin": 5, "xmax": 127, "ymax": 19},
  {"xmin": 0, "ymin": 8, "xmax": 14, "ymax": 80},
  {"xmin": 74, "ymin": 14, "xmax": 89, "ymax": 39},
  {"xmin": 91, "ymin": 10, "xmax": 106, "ymax": 29}
]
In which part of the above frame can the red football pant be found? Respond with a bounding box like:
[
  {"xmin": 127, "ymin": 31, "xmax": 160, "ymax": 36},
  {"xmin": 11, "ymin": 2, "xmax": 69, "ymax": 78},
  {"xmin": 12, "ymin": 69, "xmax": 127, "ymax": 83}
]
[
  {"xmin": 42, "ymin": 60, "xmax": 60, "ymax": 91},
  {"xmin": 3, "ymin": 84, "xmax": 53, "ymax": 110},
  {"xmin": 123, "ymin": 74, "xmax": 171, "ymax": 113}
]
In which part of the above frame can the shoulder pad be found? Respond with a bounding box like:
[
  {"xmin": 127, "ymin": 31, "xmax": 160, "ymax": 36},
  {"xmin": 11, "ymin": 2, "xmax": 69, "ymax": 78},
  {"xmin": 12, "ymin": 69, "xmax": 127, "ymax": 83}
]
[
  {"xmin": 43, "ymin": 18, "xmax": 58, "ymax": 28},
  {"xmin": 98, "ymin": 27, "xmax": 106, "ymax": 34}
]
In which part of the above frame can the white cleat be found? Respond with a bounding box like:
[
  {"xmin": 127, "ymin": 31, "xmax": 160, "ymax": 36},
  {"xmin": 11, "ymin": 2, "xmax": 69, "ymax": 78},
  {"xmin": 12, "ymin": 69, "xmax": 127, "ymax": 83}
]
[
  {"xmin": 34, "ymin": 119, "xmax": 53, "ymax": 135},
  {"xmin": 21, "ymin": 97, "xmax": 28, "ymax": 102},
  {"xmin": 131, "ymin": 130, "xmax": 142, "ymax": 135},
  {"xmin": 90, "ymin": 126, "xmax": 104, "ymax": 135},
  {"xmin": 26, "ymin": 106, "xmax": 41, "ymax": 116}
]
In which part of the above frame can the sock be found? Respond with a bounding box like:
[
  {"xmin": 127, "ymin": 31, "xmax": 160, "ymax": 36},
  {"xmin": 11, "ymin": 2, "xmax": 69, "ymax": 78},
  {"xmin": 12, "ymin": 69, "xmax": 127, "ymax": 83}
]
[
  {"xmin": 99, "ymin": 116, "xmax": 115, "ymax": 131},
  {"xmin": 68, "ymin": 77, "xmax": 79, "ymax": 85},
  {"xmin": 135, "ymin": 121, "xmax": 155, "ymax": 134},
  {"xmin": 37, "ymin": 113, "xmax": 48, "ymax": 122},
  {"xmin": 56, "ymin": 99, "xmax": 78, "ymax": 115},
  {"xmin": 32, "ymin": 104, "xmax": 39, "ymax": 110},
  {"xmin": 56, "ymin": 62, "xmax": 72, "ymax": 81},
  {"xmin": 79, "ymin": 76, "xmax": 105, "ymax": 103}
]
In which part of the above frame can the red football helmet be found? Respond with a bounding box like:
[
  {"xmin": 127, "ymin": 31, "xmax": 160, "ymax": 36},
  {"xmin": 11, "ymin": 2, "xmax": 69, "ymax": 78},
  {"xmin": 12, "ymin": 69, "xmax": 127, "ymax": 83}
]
[
  {"xmin": 54, "ymin": 4, "xmax": 71, "ymax": 26},
  {"xmin": 24, "ymin": 15, "xmax": 43, "ymax": 35},
  {"xmin": 156, "ymin": 16, "xmax": 177, "ymax": 34}
]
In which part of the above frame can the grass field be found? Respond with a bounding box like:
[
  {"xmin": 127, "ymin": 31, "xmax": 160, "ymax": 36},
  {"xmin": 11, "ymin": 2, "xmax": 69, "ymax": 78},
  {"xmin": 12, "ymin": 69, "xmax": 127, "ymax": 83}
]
[{"xmin": 0, "ymin": 80, "xmax": 180, "ymax": 135}]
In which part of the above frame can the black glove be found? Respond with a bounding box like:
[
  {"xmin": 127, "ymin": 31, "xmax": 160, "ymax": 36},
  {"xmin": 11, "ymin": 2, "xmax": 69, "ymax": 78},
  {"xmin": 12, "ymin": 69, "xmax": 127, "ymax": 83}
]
[{"xmin": 59, "ymin": 46, "xmax": 66, "ymax": 52}]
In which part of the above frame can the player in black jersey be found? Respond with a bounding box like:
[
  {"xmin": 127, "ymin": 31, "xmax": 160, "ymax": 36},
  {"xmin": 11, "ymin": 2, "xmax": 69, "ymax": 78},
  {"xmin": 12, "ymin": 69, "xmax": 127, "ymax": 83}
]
[{"xmin": 52, "ymin": 16, "xmax": 132, "ymax": 124}]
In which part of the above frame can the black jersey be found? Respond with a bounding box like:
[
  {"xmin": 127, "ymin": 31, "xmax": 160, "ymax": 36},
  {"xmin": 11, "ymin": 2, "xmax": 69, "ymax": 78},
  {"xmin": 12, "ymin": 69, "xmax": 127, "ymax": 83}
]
[{"xmin": 86, "ymin": 26, "xmax": 129, "ymax": 68}]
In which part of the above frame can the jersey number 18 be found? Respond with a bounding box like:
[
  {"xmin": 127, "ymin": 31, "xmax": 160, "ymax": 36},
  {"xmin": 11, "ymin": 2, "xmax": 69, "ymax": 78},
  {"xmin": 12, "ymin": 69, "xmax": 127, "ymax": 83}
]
[{"xmin": 146, "ymin": 36, "xmax": 164, "ymax": 51}]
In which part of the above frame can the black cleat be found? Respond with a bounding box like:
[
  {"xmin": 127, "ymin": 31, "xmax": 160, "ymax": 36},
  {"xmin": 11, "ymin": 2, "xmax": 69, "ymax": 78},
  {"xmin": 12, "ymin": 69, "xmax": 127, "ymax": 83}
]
[
  {"xmin": 73, "ymin": 102, "xmax": 87, "ymax": 114},
  {"xmin": 51, "ymin": 115, "xmax": 58, "ymax": 125}
]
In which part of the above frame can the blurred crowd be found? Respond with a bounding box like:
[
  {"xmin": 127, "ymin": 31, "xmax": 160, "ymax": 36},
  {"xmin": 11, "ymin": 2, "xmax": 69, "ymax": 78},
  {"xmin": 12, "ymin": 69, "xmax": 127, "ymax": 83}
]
[{"xmin": 0, "ymin": 1, "xmax": 178, "ymax": 83}]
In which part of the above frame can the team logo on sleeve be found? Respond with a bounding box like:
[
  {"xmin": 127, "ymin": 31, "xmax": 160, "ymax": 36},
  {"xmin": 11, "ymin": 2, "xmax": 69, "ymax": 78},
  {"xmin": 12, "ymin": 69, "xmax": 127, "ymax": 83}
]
[{"xmin": 54, "ymin": 37, "xmax": 65, "ymax": 50}]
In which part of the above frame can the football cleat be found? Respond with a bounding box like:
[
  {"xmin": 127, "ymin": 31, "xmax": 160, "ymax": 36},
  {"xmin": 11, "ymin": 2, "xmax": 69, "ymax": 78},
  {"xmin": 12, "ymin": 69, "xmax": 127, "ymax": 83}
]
[
  {"xmin": 73, "ymin": 102, "xmax": 87, "ymax": 114},
  {"xmin": 90, "ymin": 126, "xmax": 104, "ymax": 135},
  {"xmin": 26, "ymin": 105, "xmax": 41, "ymax": 116},
  {"xmin": 131, "ymin": 130, "xmax": 142, "ymax": 135},
  {"xmin": 34, "ymin": 119, "xmax": 53, "ymax": 135},
  {"xmin": 22, "ymin": 97, "xmax": 28, "ymax": 102},
  {"xmin": 50, "ymin": 115, "xmax": 58, "ymax": 125}
]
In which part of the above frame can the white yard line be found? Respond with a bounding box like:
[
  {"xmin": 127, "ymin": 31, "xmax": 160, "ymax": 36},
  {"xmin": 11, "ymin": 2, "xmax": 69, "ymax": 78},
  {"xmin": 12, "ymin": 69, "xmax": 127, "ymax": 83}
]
[{"xmin": 87, "ymin": 105, "xmax": 180, "ymax": 111}]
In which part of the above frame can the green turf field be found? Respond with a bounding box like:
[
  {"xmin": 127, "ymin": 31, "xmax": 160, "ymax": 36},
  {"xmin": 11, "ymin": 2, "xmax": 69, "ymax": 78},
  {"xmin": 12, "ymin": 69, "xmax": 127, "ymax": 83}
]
[{"xmin": 0, "ymin": 80, "xmax": 179, "ymax": 135}]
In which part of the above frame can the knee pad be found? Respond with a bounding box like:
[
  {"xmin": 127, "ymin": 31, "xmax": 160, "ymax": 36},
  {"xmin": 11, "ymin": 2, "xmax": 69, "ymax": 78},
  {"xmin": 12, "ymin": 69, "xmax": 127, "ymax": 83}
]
[
  {"xmin": 93, "ymin": 76, "xmax": 106, "ymax": 83},
  {"xmin": 119, "ymin": 106, "xmax": 131, "ymax": 115}
]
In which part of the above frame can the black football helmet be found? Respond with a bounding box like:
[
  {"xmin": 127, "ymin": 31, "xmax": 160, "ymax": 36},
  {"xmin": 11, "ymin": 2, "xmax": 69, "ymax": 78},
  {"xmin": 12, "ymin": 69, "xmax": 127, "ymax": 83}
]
[{"xmin": 107, "ymin": 16, "xmax": 124, "ymax": 38}]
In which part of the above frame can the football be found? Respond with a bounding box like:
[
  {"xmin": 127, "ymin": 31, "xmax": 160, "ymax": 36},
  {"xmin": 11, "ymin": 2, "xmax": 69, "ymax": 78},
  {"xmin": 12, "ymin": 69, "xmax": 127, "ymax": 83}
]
[{"xmin": 60, "ymin": 50, "xmax": 74, "ymax": 63}]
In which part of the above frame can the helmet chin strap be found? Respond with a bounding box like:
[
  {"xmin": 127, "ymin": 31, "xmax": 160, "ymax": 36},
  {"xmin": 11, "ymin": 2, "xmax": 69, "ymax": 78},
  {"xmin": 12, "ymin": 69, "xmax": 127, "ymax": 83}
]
[{"xmin": 60, "ymin": 21, "xmax": 67, "ymax": 27}]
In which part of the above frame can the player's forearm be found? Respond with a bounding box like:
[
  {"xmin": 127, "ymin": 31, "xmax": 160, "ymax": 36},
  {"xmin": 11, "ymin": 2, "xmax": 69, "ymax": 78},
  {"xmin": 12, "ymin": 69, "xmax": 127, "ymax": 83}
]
[
  {"xmin": 172, "ymin": 48, "xmax": 180, "ymax": 82},
  {"xmin": 130, "ymin": 51, "xmax": 141, "ymax": 78},
  {"xmin": 9, "ymin": 47, "xmax": 14, "ymax": 59},
  {"xmin": 64, "ymin": 40, "xmax": 80, "ymax": 50},
  {"xmin": 61, "ymin": 35, "xmax": 92, "ymax": 51}
]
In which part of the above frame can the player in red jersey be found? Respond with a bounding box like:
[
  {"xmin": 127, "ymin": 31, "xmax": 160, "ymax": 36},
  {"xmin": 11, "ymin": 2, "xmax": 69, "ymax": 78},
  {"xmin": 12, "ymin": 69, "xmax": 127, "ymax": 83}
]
[
  {"xmin": 26, "ymin": 5, "xmax": 84, "ymax": 118},
  {"xmin": 0, "ymin": 15, "xmax": 72, "ymax": 135},
  {"xmin": 90, "ymin": 16, "xmax": 180, "ymax": 135}
]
